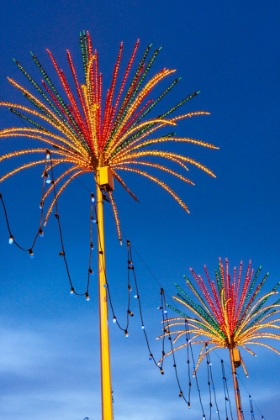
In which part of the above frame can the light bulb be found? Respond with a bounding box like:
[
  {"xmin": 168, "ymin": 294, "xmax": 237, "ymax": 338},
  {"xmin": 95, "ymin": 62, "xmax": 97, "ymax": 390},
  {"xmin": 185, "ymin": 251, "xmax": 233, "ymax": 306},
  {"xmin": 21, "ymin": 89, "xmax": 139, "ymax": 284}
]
[
  {"xmin": 125, "ymin": 330, "xmax": 129, "ymax": 337},
  {"xmin": 141, "ymin": 325, "xmax": 145, "ymax": 329},
  {"xmin": 70, "ymin": 287, "xmax": 74, "ymax": 294},
  {"xmin": 113, "ymin": 316, "xmax": 117, "ymax": 323},
  {"xmin": 8, "ymin": 235, "xmax": 14, "ymax": 244},
  {"xmin": 91, "ymin": 193, "xmax": 95, "ymax": 202},
  {"xmin": 88, "ymin": 268, "xmax": 94, "ymax": 275},
  {"xmin": 46, "ymin": 149, "xmax": 51, "ymax": 160},
  {"xmin": 85, "ymin": 293, "xmax": 90, "ymax": 301},
  {"xmin": 29, "ymin": 249, "xmax": 34, "ymax": 258},
  {"xmin": 134, "ymin": 294, "xmax": 139, "ymax": 298},
  {"xmin": 39, "ymin": 228, "xmax": 44, "ymax": 237}
]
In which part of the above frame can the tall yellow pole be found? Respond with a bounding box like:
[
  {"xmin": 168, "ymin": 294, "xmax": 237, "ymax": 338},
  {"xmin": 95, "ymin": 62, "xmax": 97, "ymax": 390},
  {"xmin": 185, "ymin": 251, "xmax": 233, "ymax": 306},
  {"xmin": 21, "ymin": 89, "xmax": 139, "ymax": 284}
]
[
  {"xmin": 229, "ymin": 347, "xmax": 243, "ymax": 420},
  {"xmin": 96, "ymin": 169, "xmax": 113, "ymax": 420}
]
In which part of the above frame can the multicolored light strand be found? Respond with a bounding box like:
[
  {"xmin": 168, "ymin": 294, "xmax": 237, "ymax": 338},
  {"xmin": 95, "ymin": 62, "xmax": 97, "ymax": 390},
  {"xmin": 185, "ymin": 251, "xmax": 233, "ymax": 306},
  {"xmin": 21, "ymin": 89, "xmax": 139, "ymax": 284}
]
[
  {"xmin": 0, "ymin": 31, "xmax": 218, "ymax": 243},
  {"xmin": 158, "ymin": 258, "xmax": 280, "ymax": 376}
]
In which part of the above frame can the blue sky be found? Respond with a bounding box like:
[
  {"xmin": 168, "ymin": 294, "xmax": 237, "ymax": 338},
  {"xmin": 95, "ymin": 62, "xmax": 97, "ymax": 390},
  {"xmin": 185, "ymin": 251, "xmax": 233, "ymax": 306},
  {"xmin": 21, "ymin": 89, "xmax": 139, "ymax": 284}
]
[{"xmin": 0, "ymin": 1, "xmax": 280, "ymax": 419}]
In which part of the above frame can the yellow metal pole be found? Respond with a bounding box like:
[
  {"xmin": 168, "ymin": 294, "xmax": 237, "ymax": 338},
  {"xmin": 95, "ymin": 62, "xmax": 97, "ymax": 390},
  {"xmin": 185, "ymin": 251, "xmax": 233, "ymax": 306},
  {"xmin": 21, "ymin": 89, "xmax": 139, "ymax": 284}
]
[
  {"xmin": 96, "ymin": 170, "xmax": 113, "ymax": 420},
  {"xmin": 229, "ymin": 347, "xmax": 243, "ymax": 420}
]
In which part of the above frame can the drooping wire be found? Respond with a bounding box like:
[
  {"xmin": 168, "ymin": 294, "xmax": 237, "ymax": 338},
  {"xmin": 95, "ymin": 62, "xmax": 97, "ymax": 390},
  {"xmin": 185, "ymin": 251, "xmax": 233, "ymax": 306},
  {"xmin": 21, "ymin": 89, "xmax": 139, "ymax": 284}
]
[
  {"xmin": 160, "ymin": 294, "xmax": 189, "ymax": 404},
  {"xmin": 185, "ymin": 320, "xmax": 192, "ymax": 407},
  {"xmin": 249, "ymin": 395, "xmax": 256, "ymax": 420},
  {"xmin": 48, "ymin": 153, "xmax": 93, "ymax": 297},
  {"xmin": 186, "ymin": 322, "xmax": 206, "ymax": 418},
  {"xmin": 221, "ymin": 359, "xmax": 234, "ymax": 420},
  {"xmin": 93, "ymin": 210, "xmax": 164, "ymax": 371},
  {"xmin": 206, "ymin": 348, "xmax": 221, "ymax": 419},
  {"xmin": 205, "ymin": 343, "xmax": 213, "ymax": 420},
  {"xmin": 0, "ymin": 153, "xmax": 50, "ymax": 255}
]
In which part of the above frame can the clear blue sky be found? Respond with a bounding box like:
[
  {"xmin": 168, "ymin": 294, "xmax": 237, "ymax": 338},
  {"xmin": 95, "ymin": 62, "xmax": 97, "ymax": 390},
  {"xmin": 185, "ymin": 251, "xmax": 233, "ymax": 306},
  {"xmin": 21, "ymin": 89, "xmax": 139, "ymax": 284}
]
[{"xmin": 0, "ymin": 1, "xmax": 280, "ymax": 419}]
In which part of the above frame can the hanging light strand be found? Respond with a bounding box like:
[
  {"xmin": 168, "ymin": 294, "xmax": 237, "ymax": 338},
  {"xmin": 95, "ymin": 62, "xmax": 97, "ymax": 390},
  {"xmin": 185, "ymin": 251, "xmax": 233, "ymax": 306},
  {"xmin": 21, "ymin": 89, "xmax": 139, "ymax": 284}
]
[
  {"xmin": 0, "ymin": 153, "xmax": 52, "ymax": 254},
  {"xmin": 48, "ymin": 153, "xmax": 92, "ymax": 297},
  {"xmin": 206, "ymin": 348, "xmax": 221, "ymax": 419},
  {"xmin": 221, "ymin": 360, "xmax": 234, "ymax": 420}
]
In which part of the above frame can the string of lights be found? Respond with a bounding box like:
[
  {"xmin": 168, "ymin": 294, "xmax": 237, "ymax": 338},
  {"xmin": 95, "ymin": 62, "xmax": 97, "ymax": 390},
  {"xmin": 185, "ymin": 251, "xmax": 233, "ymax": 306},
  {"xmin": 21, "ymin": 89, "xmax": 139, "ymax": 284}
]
[
  {"xmin": 206, "ymin": 348, "xmax": 221, "ymax": 420},
  {"xmin": 221, "ymin": 359, "xmax": 234, "ymax": 420},
  {"xmin": 0, "ymin": 161, "xmax": 47, "ymax": 254}
]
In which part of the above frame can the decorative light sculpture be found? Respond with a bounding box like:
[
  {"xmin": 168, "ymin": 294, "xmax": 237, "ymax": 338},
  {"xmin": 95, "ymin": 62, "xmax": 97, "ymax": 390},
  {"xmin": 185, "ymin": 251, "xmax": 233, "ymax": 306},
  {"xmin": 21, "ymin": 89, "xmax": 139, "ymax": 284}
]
[
  {"xmin": 0, "ymin": 31, "xmax": 218, "ymax": 420},
  {"xmin": 158, "ymin": 258, "xmax": 280, "ymax": 420}
]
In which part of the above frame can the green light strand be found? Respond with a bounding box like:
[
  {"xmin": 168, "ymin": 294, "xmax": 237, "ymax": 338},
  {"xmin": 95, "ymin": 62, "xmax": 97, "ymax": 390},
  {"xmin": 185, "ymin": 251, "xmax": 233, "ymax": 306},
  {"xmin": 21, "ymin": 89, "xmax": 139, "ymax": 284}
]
[
  {"xmin": 238, "ymin": 273, "xmax": 270, "ymax": 324},
  {"xmin": 241, "ymin": 266, "xmax": 262, "ymax": 313},
  {"xmin": 157, "ymin": 91, "xmax": 199, "ymax": 120},
  {"xmin": 130, "ymin": 77, "xmax": 181, "ymax": 129},
  {"xmin": 9, "ymin": 108, "xmax": 50, "ymax": 132},
  {"xmin": 80, "ymin": 30, "xmax": 89, "ymax": 75}
]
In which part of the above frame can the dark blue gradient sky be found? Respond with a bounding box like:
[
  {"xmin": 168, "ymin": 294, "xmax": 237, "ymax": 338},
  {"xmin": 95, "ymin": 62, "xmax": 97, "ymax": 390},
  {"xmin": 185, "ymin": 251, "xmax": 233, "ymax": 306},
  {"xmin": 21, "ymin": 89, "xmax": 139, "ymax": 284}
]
[{"xmin": 0, "ymin": 1, "xmax": 280, "ymax": 419}]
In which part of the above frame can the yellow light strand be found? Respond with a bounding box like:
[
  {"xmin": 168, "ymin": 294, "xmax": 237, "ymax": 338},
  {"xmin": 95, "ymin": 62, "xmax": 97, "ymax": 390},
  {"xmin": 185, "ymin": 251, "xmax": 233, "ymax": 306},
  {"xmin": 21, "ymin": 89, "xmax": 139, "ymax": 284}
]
[
  {"xmin": 5, "ymin": 79, "xmax": 78, "ymax": 141},
  {"xmin": 44, "ymin": 170, "xmax": 85, "ymax": 223},
  {"xmin": 0, "ymin": 158, "xmax": 68, "ymax": 183},
  {"xmin": 118, "ymin": 166, "xmax": 190, "ymax": 213},
  {"xmin": 108, "ymin": 191, "xmax": 122, "ymax": 244}
]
